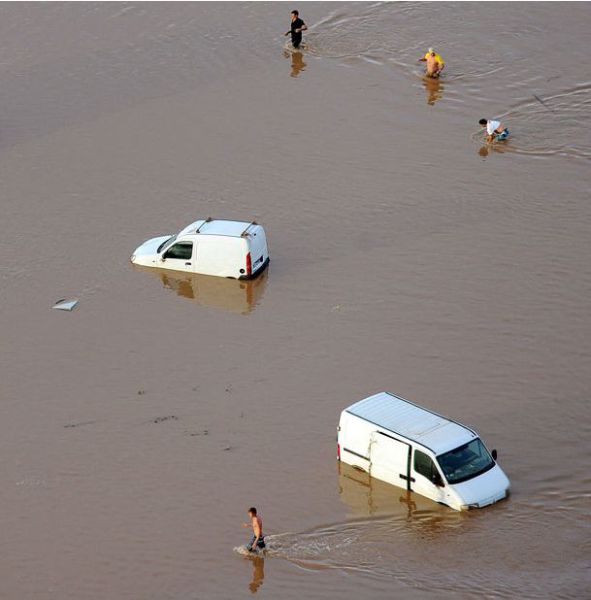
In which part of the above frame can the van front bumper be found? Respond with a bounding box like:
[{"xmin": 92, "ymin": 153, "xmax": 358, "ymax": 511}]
[{"xmin": 460, "ymin": 488, "xmax": 509, "ymax": 510}]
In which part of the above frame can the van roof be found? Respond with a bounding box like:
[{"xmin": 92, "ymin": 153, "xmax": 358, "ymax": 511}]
[
  {"xmin": 345, "ymin": 392, "xmax": 477, "ymax": 455},
  {"xmin": 178, "ymin": 219, "xmax": 259, "ymax": 238}
]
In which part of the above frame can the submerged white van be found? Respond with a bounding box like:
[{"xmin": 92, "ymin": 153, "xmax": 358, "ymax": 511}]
[
  {"xmin": 337, "ymin": 392, "xmax": 510, "ymax": 511},
  {"xmin": 131, "ymin": 219, "xmax": 269, "ymax": 279}
]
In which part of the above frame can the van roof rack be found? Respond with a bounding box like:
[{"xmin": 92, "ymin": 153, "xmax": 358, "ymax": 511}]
[
  {"xmin": 195, "ymin": 217, "xmax": 213, "ymax": 234},
  {"xmin": 240, "ymin": 221, "xmax": 258, "ymax": 237}
]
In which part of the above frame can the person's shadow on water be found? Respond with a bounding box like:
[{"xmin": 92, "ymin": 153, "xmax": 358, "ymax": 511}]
[
  {"xmin": 423, "ymin": 76, "xmax": 444, "ymax": 106},
  {"xmin": 248, "ymin": 556, "xmax": 265, "ymax": 594},
  {"xmin": 283, "ymin": 49, "xmax": 307, "ymax": 78}
]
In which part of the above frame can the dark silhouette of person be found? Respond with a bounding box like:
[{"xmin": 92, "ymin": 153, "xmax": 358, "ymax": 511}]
[{"xmin": 284, "ymin": 10, "xmax": 307, "ymax": 49}]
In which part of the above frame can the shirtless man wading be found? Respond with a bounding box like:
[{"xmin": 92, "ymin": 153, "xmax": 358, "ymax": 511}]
[
  {"xmin": 419, "ymin": 47, "xmax": 445, "ymax": 78},
  {"xmin": 243, "ymin": 507, "xmax": 265, "ymax": 552}
]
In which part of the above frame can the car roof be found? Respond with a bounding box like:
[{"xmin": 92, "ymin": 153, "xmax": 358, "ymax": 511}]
[
  {"xmin": 178, "ymin": 219, "xmax": 258, "ymax": 238},
  {"xmin": 345, "ymin": 392, "xmax": 477, "ymax": 455}
]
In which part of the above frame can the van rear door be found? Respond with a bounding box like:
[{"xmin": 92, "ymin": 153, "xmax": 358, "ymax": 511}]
[
  {"xmin": 245, "ymin": 226, "xmax": 268, "ymax": 275},
  {"xmin": 369, "ymin": 432, "xmax": 413, "ymax": 491}
]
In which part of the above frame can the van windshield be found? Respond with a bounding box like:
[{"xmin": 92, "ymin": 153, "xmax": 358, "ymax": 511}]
[
  {"xmin": 437, "ymin": 439, "xmax": 495, "ymax": 485},
  {"xmin": 157, "ymin": 235, "xmax": 177, "ymax": 254}
]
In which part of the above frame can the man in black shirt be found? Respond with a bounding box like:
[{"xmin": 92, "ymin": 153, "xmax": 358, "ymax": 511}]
[{"xmin": 284, "ymin": 10, "xmax": 307, "ymax": 49}]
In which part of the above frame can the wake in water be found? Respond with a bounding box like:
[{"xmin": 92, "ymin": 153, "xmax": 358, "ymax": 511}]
[
  {"xmin": 234, "ymin": 525, "xmax": 384, "ymax": 577},
  {"xmin": 233, "ymin": 497, "xmax": 587, "ymax": 599},
  {"xmin": 233, "ymin": 544, "xmax": 263, "ymax": 557},
  {"xmin": 501, "ymin": 83, "xmax": 591, "ymax": 160},
  {"xmin": 304, "ymin": 1, "xmax": 507, "ymax": 81},
  {"xmin": 470, "ymin": 83, "xmax": 591, "ymax": 161},
  {"xmin": 234, "ymin": 507, "xmax": 465, "ymax": 572},
  {"xmin": 303, "ymin": 1, "xmax": 591, "ymax": 163}
]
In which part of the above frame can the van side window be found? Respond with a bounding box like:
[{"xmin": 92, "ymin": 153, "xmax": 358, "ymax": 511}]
[
  {"xmin": 164, "ymin": 242, "xmax": 193, "ymax": 260},
  {"xmin": 414, "ymin": 450, "xmax": 443, "ymax": 486}
]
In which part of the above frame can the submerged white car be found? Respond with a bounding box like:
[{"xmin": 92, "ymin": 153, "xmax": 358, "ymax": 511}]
[
  {"xmin": 338, "ymin": 392, "xmax": 510, "ymax": 511},
  {"xmin": 131, "ymin": 219, "xmax": 269, "ymax": 280}
]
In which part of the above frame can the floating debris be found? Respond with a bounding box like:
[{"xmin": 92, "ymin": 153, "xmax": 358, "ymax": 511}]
[
  {"xmin": 533, "ymin": 94, "xmax": 554, "ymax": 113},
  {"xmin": 16, "ymin": 479, "xmax": 47, "ymax": 488},
  {"xmin": 52, "ymin": 298, "xmax": 79, "ymax": 311},
  {"xmin": 64, "ymin": 420, "xmax": 98, "ymax": 429},
  {"xmin": 187, "ymin": 429, "xmax": 209, "ymax": 437},
  {"xmin": 152, "ymin": 415, "xmax": 178, "ymax": 424}
]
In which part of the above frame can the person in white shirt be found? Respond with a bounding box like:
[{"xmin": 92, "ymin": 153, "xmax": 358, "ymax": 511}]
[{"xmin": 479, "ymin": 118, "xmax": 510, "ymax": 143}]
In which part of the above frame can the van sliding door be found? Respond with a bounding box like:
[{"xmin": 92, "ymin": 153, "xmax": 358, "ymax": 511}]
[{"xmin": 369, "ymin": 432, "xmax": 413, "ymax": 491}]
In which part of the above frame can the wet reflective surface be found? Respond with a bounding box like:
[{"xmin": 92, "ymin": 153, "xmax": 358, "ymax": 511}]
[
  {"xmin": 284, "ymin": 48, "xmax": 308, "ymax": 79},
  {"xmin": 423, "ymin": 76, "xmax": 444, "ymax": 106},
  {"xmin": 1, "ymin": 3, "xmax": 590, "ymax": 599},
  {"xmin": 132, "ymin": 265, "xmax": 269, "ymax": 315}
]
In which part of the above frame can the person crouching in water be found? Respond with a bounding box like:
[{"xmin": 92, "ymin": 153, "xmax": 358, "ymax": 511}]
[
  {"xmin": 479, "ymin": 118, "xmax": 510, "ymax": 142},
  {"xmin": 285, "ymin": 9, "xmax": 307, "ymax": 50},
  {"xmin": 243, "ymin": 507, "xmax": 265, "ymax": 552},
  {"xmin": 419, "ymin": 47, "xmax": 445, "ymax": 78}
]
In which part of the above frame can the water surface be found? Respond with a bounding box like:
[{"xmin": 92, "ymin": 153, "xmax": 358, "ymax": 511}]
[{"xmin": 1, "ymin": 2, "xmax": 590, "ymax": 599}]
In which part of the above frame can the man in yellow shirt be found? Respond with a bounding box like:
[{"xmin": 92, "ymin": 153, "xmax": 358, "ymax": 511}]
[{"xmin": 419, "ymin": 47, "xmax": 445, "ymax": 78}]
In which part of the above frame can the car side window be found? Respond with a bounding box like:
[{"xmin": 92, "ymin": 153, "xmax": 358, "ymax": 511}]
[
  {"xmin": 414, "ymin": 449, "xmax": 443, "ymax": 486},
  {"xmin": 163, "ymin": 242, "xmax": 193, "ymax": 260}
]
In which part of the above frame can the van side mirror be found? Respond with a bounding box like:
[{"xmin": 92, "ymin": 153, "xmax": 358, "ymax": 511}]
[{"xmin": 491, "ymin": 449, "xmax": 498, "ymax": 461}]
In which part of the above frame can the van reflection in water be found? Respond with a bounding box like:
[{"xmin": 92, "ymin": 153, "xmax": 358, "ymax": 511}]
[
  {"xmin": 337, "ymin": 462, "xmax": 465, "ymax": 535},
  {"xmin": 132, "ymin": 265, "xmax": 269, "ymax": 315}
]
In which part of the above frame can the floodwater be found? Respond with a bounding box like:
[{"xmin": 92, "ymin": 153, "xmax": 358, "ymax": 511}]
[{"xmin": 1, "ymin": 2, "xmax": 590, "ymax": 599}]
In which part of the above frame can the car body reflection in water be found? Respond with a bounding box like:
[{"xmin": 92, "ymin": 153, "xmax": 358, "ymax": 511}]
[
  {"xmin": 337, "ymin": 462, "xmax": 465, "ymax": 536},
  {"xmin": 133, "ymin": 265, "xmax": 269, "ymax": 315}
]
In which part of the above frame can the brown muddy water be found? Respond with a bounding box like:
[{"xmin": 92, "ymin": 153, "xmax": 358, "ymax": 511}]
[{"xmin": 1, "ymin": 2, "xmax": 590, "ymax": 599}]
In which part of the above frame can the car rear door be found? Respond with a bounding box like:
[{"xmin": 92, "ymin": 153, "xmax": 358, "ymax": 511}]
[
  {"xmin": 246, "ymin": 227, "xmax": 268, "ymax": 275},
  {"xmin": 369, "ymin": 432, "xmax": 413, "ymax": 491}
]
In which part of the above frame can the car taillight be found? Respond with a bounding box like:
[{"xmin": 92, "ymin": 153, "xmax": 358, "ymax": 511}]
[
  {"xmin": 246, "ymin": 253, "xmax": 252, "ymax": 276},
  {"xmin": 337, "ymin": 443, "xmax": 341, "ymax": 461}
]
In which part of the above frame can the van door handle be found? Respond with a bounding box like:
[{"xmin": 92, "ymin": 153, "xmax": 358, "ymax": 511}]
[
  {"xmin": 399, "ymin": 474, "xmax": 416, "ymax": 482},
  {"xmin": 185, "ymin": 262, "xmax": 191, "ymax": 266}
]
